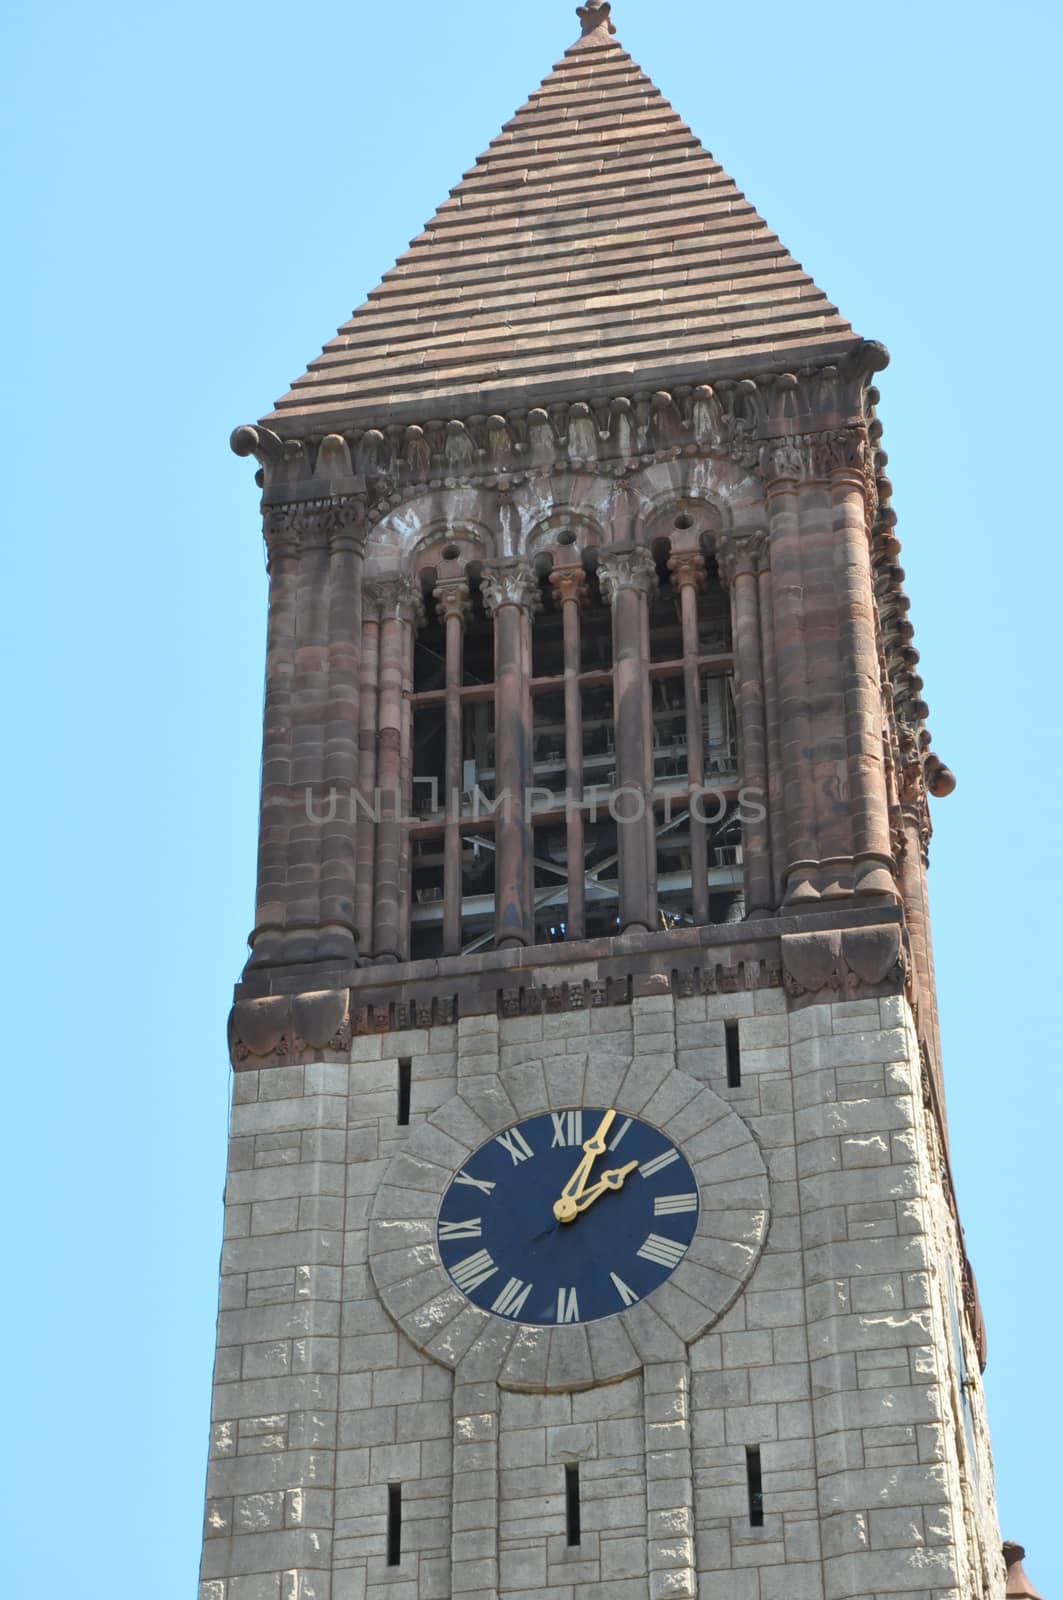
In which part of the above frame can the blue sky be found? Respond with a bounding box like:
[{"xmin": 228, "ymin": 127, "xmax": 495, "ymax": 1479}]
[{"xmin": 5, "ymin": 1, "xmax": 1060, "ymax": 1593}]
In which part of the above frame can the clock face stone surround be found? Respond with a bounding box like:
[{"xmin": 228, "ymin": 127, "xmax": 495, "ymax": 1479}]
[{"xmin": 368, "ymin": 1051, "xmax": 770, "ymax": 1391}]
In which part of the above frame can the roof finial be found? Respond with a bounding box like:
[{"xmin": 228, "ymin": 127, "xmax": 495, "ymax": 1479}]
[{"xmin": 577, "ymin": 1, "xmax": 616, "ymax": 36}]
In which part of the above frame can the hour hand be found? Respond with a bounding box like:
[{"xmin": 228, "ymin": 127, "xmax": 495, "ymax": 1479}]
[{"xmin": 565, "ymin": 1161, "xmax": 639, "ymax": 1219}]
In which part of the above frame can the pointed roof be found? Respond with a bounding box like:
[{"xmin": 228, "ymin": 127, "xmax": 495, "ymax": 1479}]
[{"xmin": 262, "ymin": 2, "xmax": 858, "ymax": 431}]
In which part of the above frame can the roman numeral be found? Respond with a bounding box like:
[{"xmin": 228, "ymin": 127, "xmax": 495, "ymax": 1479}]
[
  {"xmin": 639, "ymin": 1148, "xmax": 680, "ymax": 1180},
  {"xmin": 454, "ymin": 1170, "xmax": 495, "ymax": 1196},
  {"xmin": 551, "ymin": 1110, "xmax": 584, "ymax": 1147},
  {"xmin": 450, "ymin": 1249, "xmax": 499, "ymax": 1292},
  {"xmin": 496, "ymin": 1127, "xmax": 535, "ymax": 1166},
  {"xmin": 607, "ymin": 1117, "xmax": 633, "ymax": 1152},
  {"xmin": 492, "ymin": 1277, "xmax": 534, "ymax": 1319},
  {"xmin": 654, "ymin": 1193, "xmax": 698, "ymax": 1216},
  {"xmin": 610, "ymin": 1272, "xmax": 639, "ymax": 1308},
  {"xmin": 637, "ymin": 1233, "xmax": 688, "ymax": 1270},
  {"xmin": 556, "ymin": 1287, "xmax": 580, "ymax": 1324},
  {"xmin": 439, "ymin": 1218, "xmax": 483, "ymax": 1241}
]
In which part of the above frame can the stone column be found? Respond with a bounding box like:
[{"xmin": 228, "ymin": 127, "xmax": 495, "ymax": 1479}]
[
  {"xmin": 898, "ymin": 746, "xmax": 942, "ymax": 1069},
  {"xmin": 757, "ymin": 550, "xmax": 784, "ymax": 905},
  {"xmin": 830, "ymin": 450, "xmax": 895, "ymax": 895},
  {"xmin": 434, "ymin": 580, "xmax": 472, "ymax": 956},
  {"xmin": 718, "ymin": 534, "xmax": 773, "ymax": 917},
  {"xmin": 371, "ymin": 577, "xmax": 423, "ymax": 962},
  {"xmin": 639, "ymin": 568, "xmax": 659, "ymax": 930},
  {"xmin": 482, "ymin": 563, "xmax": 540, "ymax": 950},
  {"xmin": 549, "ymin": 564, "xmax": 589, "ymax": 940},
  {"xmin": 287, "ymin": 510, "xmax": 332, "ymax": 961},
  {"xmin": 668, "ymin": 551, "xmax": 709, "ymax": 926},
  {"xmin": 319, "ymin": 500, "xmax": 367, "ymax": 961},
  {"xmin": 399, "ymin": 604, "xmax": 416, "ymax": 960},
  {"xmin": 354, "ymin": 591, "xmax": 381, "ymax": 961},
  {"xmin": 248, "ymin": 507, "xmax": 300, "ymax": 968},
  {"xmin": 599, "ymin": 546, "xmax": 658, "ymax": 934},
  {"xmin": 765, "ymin": 468, "xmax": 819, "ymax": 903}
]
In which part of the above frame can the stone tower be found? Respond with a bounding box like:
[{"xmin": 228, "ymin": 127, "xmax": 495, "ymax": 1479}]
[{"xmin": 202, "ymin": 5, "xmax": 1012, "ymax": 1599}]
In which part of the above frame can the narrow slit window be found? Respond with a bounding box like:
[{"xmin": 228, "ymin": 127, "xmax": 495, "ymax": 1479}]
[
  {"xmin": 397, "ymin": 1059, "xmax": 412, "ymax": 1127},
  {"xmin": 387, "ymin": 1482, "xmax": 403, "ymax": 1566},
  {"xmin": 565, "ymin": 1463, "xmax": 582, "ymax": 1547},
  {"xmin": 746, "ymin": 1446, "xmax": 764, "ymax": 1527},
  {"xmin": 725, "ymin": 1021, "xmax": 741, "ymax": 1087}
]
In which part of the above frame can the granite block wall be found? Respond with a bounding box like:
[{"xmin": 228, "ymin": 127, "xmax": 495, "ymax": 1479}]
[{"xmin": 201, "ymin": 992, "xmax": 1001, "ymax": 1600}]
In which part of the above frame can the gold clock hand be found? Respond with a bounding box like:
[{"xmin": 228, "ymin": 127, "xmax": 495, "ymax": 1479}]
[
  {"xmin": 556, "ymin": 1109, "xmax": 618, "ymax": 1214},
  {"xmin": 559, "ymin": 1161, "xmax": 639, "ymax": 1222}
]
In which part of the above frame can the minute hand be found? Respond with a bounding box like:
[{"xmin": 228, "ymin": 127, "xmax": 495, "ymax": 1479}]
[{"xmin": 559, "ymin": 1109, "xmax": 617, "ymax": 1202}]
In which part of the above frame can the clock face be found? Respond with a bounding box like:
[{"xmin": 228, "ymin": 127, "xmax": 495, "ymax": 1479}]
[{"xmin": 436, "ymin": 1107, "xmax": 700, "ymax": 1326}]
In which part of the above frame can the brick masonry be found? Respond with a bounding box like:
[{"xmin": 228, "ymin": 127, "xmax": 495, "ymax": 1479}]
[{"xmin": 200, "ymin": 990, "xmax": 1002, "ymax": 1600}]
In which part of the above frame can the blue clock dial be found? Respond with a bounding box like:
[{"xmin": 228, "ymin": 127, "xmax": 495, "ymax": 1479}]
[{"xmin": 436, "ymin": 1108, "xmax": 699, "ymax": 1326}]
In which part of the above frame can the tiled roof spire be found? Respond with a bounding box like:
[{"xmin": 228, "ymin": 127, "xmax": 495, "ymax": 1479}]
[
  {"xmin": 577, "ymin": 0, "xmax": 616, "ymax": 35},
  {"xmin": 261, "ymin": 10, "xmax": 857, "ymax": 429}
]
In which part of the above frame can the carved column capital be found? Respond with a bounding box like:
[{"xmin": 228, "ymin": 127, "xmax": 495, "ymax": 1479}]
[
  {"xmin": 263, "ymin": 505, "xmax": 301, "ymax": 564},
  {"xmin": 667, "ymin": 550, "xmax": 708, "ymax": 592},
  {"xmin": 597, "ymin": 545, "xmax": 658, "ymax": 606},
  {"xmin": 432, "ymin": 579, "xmax": 472, "ymax": 625},
  {"xmin": 266, "ymin": 494, "xmax": 368, "ymax": 553},
  {"xmin": 714, "ymin": 533, "xmax": 769, "ymax": 588},
  {"xmin": 481, "ymin": 561, "xmax": 541, "ymax": 616},
  {"xmin": 549, "ymin": 566, "xmax": 590, "ymax": 606},
  {"xmin": 363, "ymin": 575, "xmax": 425, "ymax": 628},
  {"xmin": 759, "ymin": 425, "xmax": 873, "ymax": 491},
  {"xmin": 814, "ymin": 425, "xmax": 872, "ymax": 480}
]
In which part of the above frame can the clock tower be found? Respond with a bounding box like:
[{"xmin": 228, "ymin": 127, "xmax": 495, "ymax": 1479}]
[{"xmin": 202, "ymin": 5, "xmax": 1017, "ymax": 1599}]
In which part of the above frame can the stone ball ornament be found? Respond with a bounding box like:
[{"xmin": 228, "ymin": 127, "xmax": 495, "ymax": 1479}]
[{"xmin": 368, "ymin": 1052, "xmax": 770, "ymax": 1390}]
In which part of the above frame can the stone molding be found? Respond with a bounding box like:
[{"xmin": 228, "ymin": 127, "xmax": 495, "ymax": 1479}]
[
  {"xmin": 228, "ymin": 987, "xmax": 353, "ymax": 1067},
  {"xmin": 367, "ymin": 1057, "xmax": 769, "ymax": 1389},
  {"xmin": 780, "ymin": 923, "xmax": 907, "ymax": 999},
  {"xmin": 227, "ymin": 959, "xmax": 791, "ymax": 1070},
  {"xmin": 234, "ymin": 351, "xmax": 885, "ymax": 515}
]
